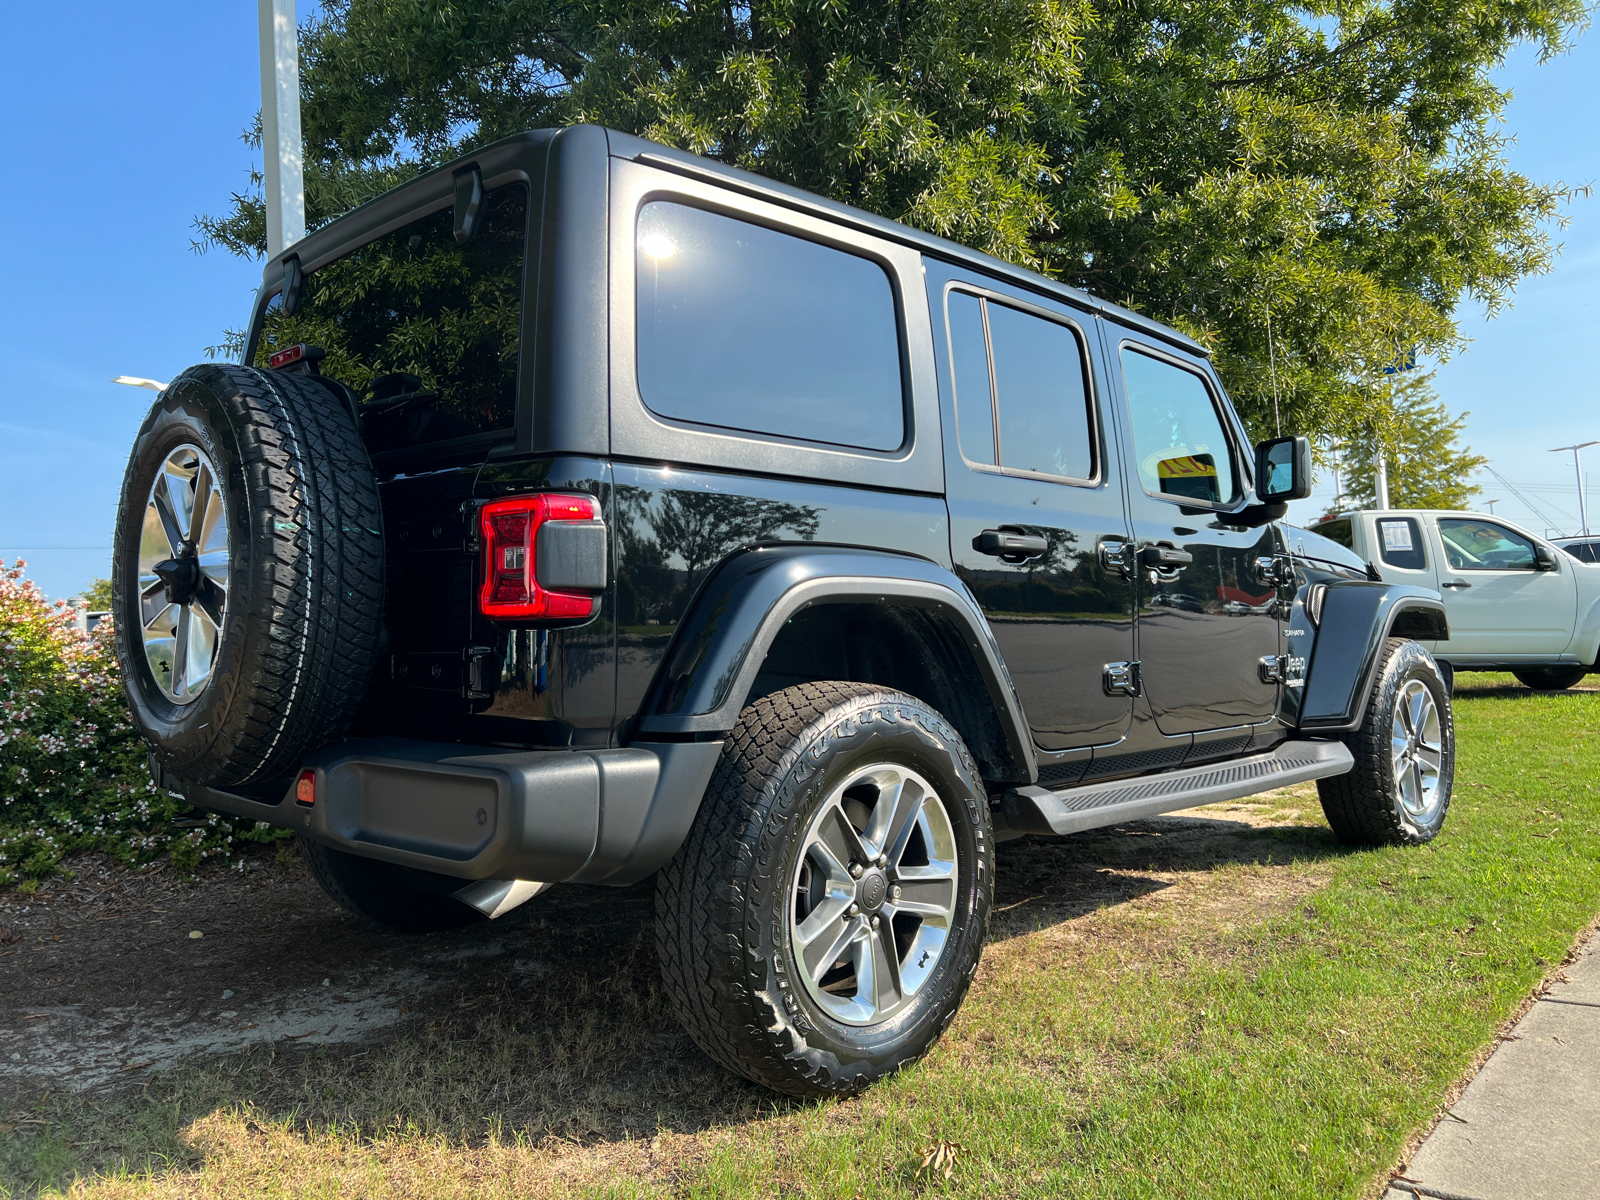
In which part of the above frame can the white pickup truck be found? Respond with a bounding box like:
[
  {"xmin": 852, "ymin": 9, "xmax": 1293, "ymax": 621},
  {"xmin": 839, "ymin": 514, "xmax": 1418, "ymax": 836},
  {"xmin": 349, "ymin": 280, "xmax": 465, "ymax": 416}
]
[{"xmin": 1307, "ymin": 510, "xmax": 1600, "ymax": 690}]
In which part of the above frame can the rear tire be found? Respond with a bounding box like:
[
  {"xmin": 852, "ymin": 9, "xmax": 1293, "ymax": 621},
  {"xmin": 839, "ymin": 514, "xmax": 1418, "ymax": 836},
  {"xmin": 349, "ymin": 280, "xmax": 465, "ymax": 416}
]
[
  {"xmin": 655, "ymin": 682, "xmax": 993, "ymax": 1097},
  {"xmin": 1512, "ymin": 666, "xmax": 1587, "ymax": 691},
  {"xmin": 1318, "ymin": 638, "xmax": 1454, "ymax": 846},
  {"xmin": 112, "ymin": 364, "xmax": 383, "ymax": 788},
  {"xmin": 299, "ymin": 837, "xmax": 485, "ymax": 933}
]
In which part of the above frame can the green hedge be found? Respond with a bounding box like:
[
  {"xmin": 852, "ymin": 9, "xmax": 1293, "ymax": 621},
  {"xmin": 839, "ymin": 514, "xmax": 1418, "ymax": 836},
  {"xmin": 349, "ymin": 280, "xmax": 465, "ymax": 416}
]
[{"xmin": 0, "ymin": 561, "xmax": 288, "ymax": 891}]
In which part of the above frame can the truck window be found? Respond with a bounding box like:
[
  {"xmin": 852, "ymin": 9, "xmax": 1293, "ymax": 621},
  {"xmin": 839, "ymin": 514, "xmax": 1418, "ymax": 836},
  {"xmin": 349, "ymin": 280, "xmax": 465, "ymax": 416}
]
[
  {"xmin": 1120, "ymin": 349, "xmax": 1238, "ymax": 506},
  {"xmin": 943, "ymin": 289, "xmax": 1094, "ymax": 480},
  {"xmin": 1438, "ymin": 518, "xmax": 1538, "ymax": 571},
  {"xmin": 1314, "ymin": 518, "xmax": 1353, "ymax": 548},
  {"xmin": 635, "ymin": 201, "xmax": 905, "ymax": 452},
  {"xmin": 1375, "ymin": 517, "xmax": 1427, "ymax": 571},
  {"xmin": 256, "ymin": 184, "xmax": 529, "ymax": 449}
]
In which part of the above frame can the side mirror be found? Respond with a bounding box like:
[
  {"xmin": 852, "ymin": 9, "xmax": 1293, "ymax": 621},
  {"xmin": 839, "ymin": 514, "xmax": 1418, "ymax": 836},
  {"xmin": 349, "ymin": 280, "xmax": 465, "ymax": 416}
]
[
  {"xmin": 1254, "ymin": 435, "xmax": 1312, "ymax": 502},
  {"xmin": 1535, "ymin": 543, "xmax": 1558, "ymax": 571},
  {"xmin": 453, "ymin": 165, "xmax": 484, "ymax": 244}
]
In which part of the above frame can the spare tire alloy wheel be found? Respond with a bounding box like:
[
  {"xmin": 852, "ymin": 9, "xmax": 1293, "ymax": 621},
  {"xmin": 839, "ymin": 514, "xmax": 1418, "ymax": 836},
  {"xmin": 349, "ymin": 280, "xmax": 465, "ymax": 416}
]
[
  {"xmin": 791, "ymin": 763, "xmax": 959, "ymax": 1026},
  {"xmin": 114, "ymin": 364, "xmax": 384, "ymax": 789},
  {"xmin": 138, "ymin": 445, "xmax": 230, "ymax": 703}
]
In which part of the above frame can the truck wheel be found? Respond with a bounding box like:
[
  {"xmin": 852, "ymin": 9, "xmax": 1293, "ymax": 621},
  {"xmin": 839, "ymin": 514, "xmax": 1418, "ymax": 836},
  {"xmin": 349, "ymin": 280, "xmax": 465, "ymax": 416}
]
[
  {"xmin": 1512, "ymin": 666, "xmax": 1587, "ymax": 691},
  {"xmin": 111, "ymin": 364, "xmax": 383, "ymax": 788},
  {"xmin": 1317, "ymin": 638, "xmax": 1454, "ymax": 846},
  {"xmin": 655, "ymin": 682, "xmax": 993, "ymax": 1097},
  {"xmin": 299, "ymin": 837, "xmax": 486, "ymax": 933}
]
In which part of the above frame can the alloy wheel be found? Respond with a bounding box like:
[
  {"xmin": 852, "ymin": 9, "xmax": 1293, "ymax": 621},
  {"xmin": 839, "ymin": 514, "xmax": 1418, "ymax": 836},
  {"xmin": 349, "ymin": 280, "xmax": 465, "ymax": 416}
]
[
  {"xmin": 789, "ymin": 763, "xmax": 960, "ymax": 1026},
  {"xmin": 1391, "ymin": 678, "xmax": 1444, "ymax": 822},
  {"xmin": 137, "ymin": 444, "xmax": 229, "ymax": 703}
]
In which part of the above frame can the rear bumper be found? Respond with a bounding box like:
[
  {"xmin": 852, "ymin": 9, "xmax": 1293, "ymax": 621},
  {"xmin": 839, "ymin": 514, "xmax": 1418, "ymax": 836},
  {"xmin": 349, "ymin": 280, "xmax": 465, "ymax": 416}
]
[{"xmin": 176, "ymin": 737, "xmax": 724, "ymax": 886}]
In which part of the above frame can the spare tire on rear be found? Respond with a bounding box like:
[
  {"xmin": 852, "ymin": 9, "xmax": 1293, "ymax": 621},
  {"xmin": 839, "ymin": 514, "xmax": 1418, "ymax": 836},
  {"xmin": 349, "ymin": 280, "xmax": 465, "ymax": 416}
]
[{"xmin": 111, "ymin": 363, "xmax": 384, "ymax": 789}]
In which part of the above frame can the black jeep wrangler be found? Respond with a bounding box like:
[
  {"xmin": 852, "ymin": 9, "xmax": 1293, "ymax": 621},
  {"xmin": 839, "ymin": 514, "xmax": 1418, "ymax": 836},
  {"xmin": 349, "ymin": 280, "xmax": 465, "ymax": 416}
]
[{"xmin": 114, "ymin": 125, "xmax": 1454, "ymax": 1097}]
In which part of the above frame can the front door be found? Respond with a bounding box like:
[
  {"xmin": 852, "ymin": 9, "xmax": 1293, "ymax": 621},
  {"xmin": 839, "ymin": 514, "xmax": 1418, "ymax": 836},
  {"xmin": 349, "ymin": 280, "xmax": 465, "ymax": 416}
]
[
  {"xmin": 930, "ymin": 265, "xmax": 1136, "ymax": 750},
  {"xmin": 1432, "ymin": 517, "xmax": 1578, "ymax": 658},
  {"xmin": 1107, "ymin": 331, "xmax": 1283, "ymax": 735}
]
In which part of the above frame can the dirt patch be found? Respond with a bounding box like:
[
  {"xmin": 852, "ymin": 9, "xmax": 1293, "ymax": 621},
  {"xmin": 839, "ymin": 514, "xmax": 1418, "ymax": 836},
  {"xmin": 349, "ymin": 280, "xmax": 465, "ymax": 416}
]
[{"xmin": 0, "ymin": 791, "xmax": 1345, "ymax": 1195}]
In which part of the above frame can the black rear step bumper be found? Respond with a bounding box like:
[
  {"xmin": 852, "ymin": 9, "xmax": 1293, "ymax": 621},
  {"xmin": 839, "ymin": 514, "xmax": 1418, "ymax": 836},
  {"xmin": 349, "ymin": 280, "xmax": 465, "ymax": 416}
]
[
  {"xmin": 997, "ymin": 738, "xmax": 1354, "ymax": 839},
  {"xmin": 177, "ymin": 738, "xmax": 725, "ymax": 887}
]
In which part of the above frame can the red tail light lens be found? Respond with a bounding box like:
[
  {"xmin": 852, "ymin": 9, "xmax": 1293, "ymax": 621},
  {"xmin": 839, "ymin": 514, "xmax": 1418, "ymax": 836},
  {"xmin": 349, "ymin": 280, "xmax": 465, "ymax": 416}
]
[
  {"xmin": 479, "ymin": 493, "xmax": 602, "ymax": 620},
  {"xmin": 295, "ymin": 769, "xmax": 316, "ymax": 806}
]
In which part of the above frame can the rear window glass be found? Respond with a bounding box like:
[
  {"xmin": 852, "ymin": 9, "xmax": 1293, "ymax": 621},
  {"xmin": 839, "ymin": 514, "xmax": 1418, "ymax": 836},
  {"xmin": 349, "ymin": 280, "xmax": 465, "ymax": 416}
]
[
  {"xmin": 256, "ymin": 184, "xmax": 529, "ymax": 451},
  {"xmin": 1376, "ymin": 517, "xmax": 1427, "ymax": 571},
  {"xmin": 944, "ymin": 289, "xmax": 1095, "ymax": 480},
  {"xmin": 1314, "ymin": 518, "xmax": 1354, "ymax": 548},
  {"xmin": 635, "ymin": 201, "xmax": 905, "ymax": 452}
]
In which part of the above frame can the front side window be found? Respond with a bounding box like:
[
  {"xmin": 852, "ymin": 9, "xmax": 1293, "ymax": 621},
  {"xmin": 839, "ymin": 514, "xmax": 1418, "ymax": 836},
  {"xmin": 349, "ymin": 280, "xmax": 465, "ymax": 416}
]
[
  {"xmin": 944, "ymin": 289, "xmax": 1095, "ymax": 480},
  {"xmin": 256, "ymin": 184, "xmax": 529, "ymax": 450},
  {"xmin": 1439, "ymin": 519, "xmax": 1539, "ymax": 571},
  {"xmin": 1376, "ymin": 517, "xmax": 1427, "ymax": 571},
  {"xmin": 1121, "ymin": 349, "xmax": 1239, "ymax": 506},
  {"xmin": 635, "ymin": 201, "xmax": 905, "ymax": 452}
]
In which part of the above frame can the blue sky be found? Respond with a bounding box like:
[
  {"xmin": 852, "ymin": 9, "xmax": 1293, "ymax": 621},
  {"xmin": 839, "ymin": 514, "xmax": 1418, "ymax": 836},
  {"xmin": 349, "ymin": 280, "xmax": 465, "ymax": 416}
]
[{"xmin": 0, "ymin": 6, "xmax": 1595, "ymax": 599}]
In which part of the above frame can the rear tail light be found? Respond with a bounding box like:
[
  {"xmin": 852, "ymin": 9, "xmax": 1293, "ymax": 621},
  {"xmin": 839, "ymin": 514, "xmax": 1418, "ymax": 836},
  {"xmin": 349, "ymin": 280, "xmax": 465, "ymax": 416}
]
[
  {"xmin": 295, "ymin": 769, "xmax": 316, "ymax": 806},
  {"xmin": 479, "ymin": 493, "xmax": 604, "ymax": 620}
]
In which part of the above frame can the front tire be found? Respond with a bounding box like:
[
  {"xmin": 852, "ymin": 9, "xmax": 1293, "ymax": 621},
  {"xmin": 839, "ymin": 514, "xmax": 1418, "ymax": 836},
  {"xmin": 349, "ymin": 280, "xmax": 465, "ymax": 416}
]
[
  {"xmin": 655, "ymin": 682, "xmax": 993, "ymax": 1097},
  {"xmin": 1513, "ymin": 666, "xmax": 1587, "ymax": 691},
  {"xmin": 1318, "ymin": 638, "xmax": 1454, "ymax": 846}
]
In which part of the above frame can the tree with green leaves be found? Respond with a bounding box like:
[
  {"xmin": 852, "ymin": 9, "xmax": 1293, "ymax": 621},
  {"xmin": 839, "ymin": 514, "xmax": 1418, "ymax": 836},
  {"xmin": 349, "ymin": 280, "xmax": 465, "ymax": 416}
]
[
  {"xmin": 1328, "ymin": 372, "xmax": 1488, "ymax": 511},
  {"xmin": 198, "ymin": 0, "xmax": 1587, "ymax": 442}
]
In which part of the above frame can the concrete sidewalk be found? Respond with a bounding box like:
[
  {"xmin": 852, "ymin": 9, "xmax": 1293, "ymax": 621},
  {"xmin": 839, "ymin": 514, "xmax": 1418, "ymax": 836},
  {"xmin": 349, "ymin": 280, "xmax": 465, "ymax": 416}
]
[{"xmin": 1384, "ymin": 932, "xmax": 1600, "ymax": 1200}]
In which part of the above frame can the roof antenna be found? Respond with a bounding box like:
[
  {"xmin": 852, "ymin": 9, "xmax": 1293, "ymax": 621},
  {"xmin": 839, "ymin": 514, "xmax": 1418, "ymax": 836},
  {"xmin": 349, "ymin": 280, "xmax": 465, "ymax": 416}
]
[{"xmin": 1266, "ymin": 303, "xmax": 1282, "ymax": 436}]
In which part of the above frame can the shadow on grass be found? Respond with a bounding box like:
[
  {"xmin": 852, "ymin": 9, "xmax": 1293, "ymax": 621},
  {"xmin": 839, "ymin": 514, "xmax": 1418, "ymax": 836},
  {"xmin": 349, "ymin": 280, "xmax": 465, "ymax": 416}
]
[{"xmin": 2, "ymin": 810, "xmax": 1353, "ymax": 1195}]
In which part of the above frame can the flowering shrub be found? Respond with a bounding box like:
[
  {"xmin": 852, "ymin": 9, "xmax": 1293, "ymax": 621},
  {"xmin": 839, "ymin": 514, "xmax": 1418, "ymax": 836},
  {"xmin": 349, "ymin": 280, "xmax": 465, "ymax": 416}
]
[{"xmin": 0, "ymin": 561, "xmax": 288, "ymax": 890}]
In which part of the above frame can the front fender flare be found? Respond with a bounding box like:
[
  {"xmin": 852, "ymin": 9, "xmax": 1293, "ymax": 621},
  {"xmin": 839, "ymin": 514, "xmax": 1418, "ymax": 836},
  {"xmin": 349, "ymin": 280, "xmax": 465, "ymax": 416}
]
[
  {"xmin": 633, "ymin": 545, "xmax": 1036, "ymax": 781},
  {"xmin": 1296, "ymin": 581, "xmax": 1449, "ymax": 732}
]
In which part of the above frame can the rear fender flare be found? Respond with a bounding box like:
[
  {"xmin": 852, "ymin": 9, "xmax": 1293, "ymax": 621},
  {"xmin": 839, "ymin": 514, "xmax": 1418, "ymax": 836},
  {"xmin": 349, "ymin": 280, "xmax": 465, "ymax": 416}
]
[
  {"xmin": 1295, "ymin": 581, "xmax": 1449, "ymax": 731},
  {"xmin": 634, "ymin": 546, "xmax": 1036, "ymax": 783}
]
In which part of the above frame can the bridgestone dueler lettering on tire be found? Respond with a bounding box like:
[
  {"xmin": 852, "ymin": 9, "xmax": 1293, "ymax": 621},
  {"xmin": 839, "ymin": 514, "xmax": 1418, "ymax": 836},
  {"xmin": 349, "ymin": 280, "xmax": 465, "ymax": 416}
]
[
  {"xmin": 655, "ymin": 681, "xmax": 993, "ymax": 1097},
  {"xmin": 112, "ymin": 364, "xmax": 384, "ymax": 789}
]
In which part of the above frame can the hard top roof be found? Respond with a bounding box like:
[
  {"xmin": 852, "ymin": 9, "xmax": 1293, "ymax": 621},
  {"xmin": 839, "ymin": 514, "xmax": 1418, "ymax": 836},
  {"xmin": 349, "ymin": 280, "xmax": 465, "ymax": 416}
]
[{"xmin": 261, "ymin": 125, "xmax": 1209, "ymax": 358}]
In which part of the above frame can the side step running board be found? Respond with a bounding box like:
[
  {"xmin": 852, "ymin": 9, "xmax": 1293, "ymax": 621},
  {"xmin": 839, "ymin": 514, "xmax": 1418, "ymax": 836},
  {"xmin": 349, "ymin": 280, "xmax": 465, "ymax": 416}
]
[{"xmin": 1000, "ymin": 739, "xmax": 1354, "ymax": 838}]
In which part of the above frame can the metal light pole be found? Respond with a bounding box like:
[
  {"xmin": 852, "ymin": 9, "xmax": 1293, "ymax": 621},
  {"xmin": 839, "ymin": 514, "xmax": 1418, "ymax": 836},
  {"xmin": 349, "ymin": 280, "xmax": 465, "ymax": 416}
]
[
  {"xmin": 1550, "ymin": 441, "xmax": 1599, "ymax": 536},
  {"xmin": 258, "ymin": 0, "xmax": 305, "ymax": 258}
]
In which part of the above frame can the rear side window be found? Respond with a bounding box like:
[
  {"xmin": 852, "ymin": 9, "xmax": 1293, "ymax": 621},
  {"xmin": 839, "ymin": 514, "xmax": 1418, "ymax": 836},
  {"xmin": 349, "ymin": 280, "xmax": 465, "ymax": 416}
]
[
  {"xmin": 256, "ymin": 184, "xmax": 529, "ymax": 450},
  {"xmin": 1375, "ymin": 517, "xmax": 1427, "ymax": 571},
  {"xmin": 1121, "ymin": 349, "xmax": 1239, "ymax": 506},
  {"xmin": 1439, "ymin": 519, "xmax": 1538, "ymax": 571},
  {"xmin": 944, "ymin": 289, "xmax": 1095, "ymax": 481},
  {"xmin": 635, "ymin": 201, "xmax": 905, "ymax": 452},
  {"xmin": 1314, "ymin": 518, "xmax": 1354, "ymax": 548},
  {"xmin": 1568, "ymin": 541, "xmax": 1599, "ymax": 563}
]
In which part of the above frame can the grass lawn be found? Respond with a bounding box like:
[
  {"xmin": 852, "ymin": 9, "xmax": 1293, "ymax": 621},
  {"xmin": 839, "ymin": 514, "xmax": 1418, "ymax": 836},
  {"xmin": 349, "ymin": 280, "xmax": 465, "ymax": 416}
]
[{"xmin": 4, "ymin": 673, "xmax": 1598, "ymax": 1198}]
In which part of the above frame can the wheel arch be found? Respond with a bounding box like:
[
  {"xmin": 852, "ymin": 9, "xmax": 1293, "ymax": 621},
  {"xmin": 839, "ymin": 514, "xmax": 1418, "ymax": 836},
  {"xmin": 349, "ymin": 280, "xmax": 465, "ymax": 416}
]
[
  {"xmin": 633, "ymin": 546, "xmax": 1036, "ymax": 788},
  {"xmin": 1296, "ymin": 581, "xmax": 1449, "ymax": 732}
]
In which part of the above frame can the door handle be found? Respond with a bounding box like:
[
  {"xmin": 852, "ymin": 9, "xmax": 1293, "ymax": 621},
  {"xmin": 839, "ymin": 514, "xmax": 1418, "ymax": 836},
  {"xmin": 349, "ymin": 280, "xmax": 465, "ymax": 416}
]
[
  {"xmin": 1441, "ymin": 580, "xmax": 1472, "ymax": 589},
  {"xmin": 974, "ymin": 528, "xmax": 1049, "ymax": 561},
  {"xmin": 1140, "ymin": 543, "xmax": 1194, "ymax": 569}
]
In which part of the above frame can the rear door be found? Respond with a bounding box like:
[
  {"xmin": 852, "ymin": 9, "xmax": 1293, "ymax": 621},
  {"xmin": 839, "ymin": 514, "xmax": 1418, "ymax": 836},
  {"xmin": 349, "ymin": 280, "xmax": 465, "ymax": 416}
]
[
  {"xmin": 1431, "ymin": 517, "xmax": 1577, "ymax": 658},
  {"xmin": 928, "ymin": 262, "xmax": 1137, "ymax": 751}
]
